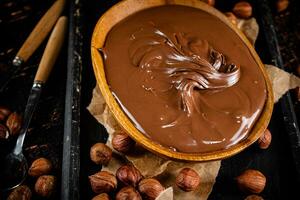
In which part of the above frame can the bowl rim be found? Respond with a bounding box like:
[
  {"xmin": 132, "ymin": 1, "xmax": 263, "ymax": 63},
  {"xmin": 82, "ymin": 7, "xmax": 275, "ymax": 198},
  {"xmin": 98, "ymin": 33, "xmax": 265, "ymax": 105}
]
[{"xmin": 91, "ymin": 0, "xmax": 274, "ymax": 161}]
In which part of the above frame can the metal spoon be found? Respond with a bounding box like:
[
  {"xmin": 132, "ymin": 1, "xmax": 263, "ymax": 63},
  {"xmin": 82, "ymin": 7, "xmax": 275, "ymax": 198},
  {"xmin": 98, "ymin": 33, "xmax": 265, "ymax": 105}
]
[
  {"xmin": 0, "ymin": 0, "xmax": 65, "ymax": 93},
  {"xmin": 0, "ymin": 16, "xmax": 67, "ymax": 191}
]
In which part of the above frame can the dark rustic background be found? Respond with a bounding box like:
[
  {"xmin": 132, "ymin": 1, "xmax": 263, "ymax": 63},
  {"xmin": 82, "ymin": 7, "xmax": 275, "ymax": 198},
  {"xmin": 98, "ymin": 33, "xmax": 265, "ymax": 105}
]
[{"xmin": 1, "ymin": 0, "xmax": 299, "ymax": 199}]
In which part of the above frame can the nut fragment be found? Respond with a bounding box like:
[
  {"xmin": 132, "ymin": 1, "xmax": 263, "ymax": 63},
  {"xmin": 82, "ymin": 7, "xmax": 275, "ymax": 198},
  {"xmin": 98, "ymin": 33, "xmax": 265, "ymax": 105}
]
[
  {"xmin": 0, "ymin": 106, "xmax": 11, "ymax": 121},
  {"xmin": 276, "ymin": 0, "xmax": 289, "ymax": 12},
  {"xmin": 28, "ymin": 157, "xmax": 53, "ymax": 177},
  {"xmin": 245, "ymin": 194, "xmax": 264, "ymax": 200},
  {"xmin": 224, "ymin": 12, "xmax": 238, "ymax": 25},
  {"xmin": 90, "ymin": 143, "xmax": 112, "ymax": 165},
  {"xmin": 0, "ymin": 123, "xmax": 9, "ymax": 139},
  {"xmin": 176, "ymin": 168, "xmax": 200, "ymax": 192},
  {"xmin": 112, "ymin": 132, "xmax": 135, "ymax": 153},
  {"xmin": 89, "ymin": 171, "xmax": 117, "ymax": 194},
  {"xmin": 116, "ymin": 186, "xmax": 142, "ymax": 200},
  {"xmin": 138, "ymin": 178, "xmax": 164, "ymax": 200},
  {"xmin": 116, "ymin": 164, "xmax": 143, "ymax": 187},
  {"xmin": 6, "ymin": 112, "xmax": 22, "ymax": 136},
  {"xmin": 257, "ymin": 129, "xmax": 272, "ymax": 149},
  {"xmin": 236, "ymin": 169, "xmax": 266, "ymax": 194},
  {"xmin": 35, "ymin": 175, "xmax": 56, "ymax": 197},
  {"xmin": 233, "ymin": 1, "xmax": 252, "ymax": 19},
  {"xmin": 92, "ymin": 193, "xmax": 110, "ymax": 200},
  {"xmin": 7, "ymin": 185, "xmax": 32, "ymax": 200}
]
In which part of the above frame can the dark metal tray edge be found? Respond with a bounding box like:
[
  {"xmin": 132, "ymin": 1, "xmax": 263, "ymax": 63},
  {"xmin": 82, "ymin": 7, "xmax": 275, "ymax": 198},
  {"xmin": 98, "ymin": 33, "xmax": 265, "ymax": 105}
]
[
  {"xmin": 258, "ymin": 0, "xmax": 300, "ymax": 181},
  {"xmin": 60, "ymin": 0, "xmax": 300, "ymax": 199},
  {"xmin": 61, "ymin": 0, "xmax": 83, "ymax": 199}
]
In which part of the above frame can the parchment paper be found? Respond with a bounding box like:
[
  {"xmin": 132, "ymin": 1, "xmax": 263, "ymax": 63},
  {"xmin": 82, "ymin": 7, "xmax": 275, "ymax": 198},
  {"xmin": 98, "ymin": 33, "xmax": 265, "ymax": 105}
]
[{"xmin": 87, "ymin": 17, "xmax": 300, "ymax": 200}]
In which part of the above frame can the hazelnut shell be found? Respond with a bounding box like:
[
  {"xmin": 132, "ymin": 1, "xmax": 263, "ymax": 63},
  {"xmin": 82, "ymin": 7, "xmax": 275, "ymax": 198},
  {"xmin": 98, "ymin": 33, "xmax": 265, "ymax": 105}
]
[
  {"xmin": 176, "ymin": 168, "xmax": 200, "ymax": 192},
  {"xmin": 7, "ymin": 185, "xmax": 32, "ymax": 200},
  {"xmin": 92, "ymin": 193, "xmax": 110, "ymax": 200},
  {"xmin": 90, "ymin": 143, "xmax": 112, "ymax": 165},
  {"xmin": 112, "ymin": 132, "xmax": 135, "ymax": 153},
  {"xmin": 0, "ymin": 106, "xmax": 11, "ymax": 121},
  {"xmin": 35, "ymin": 175, "xmax": 56, "ymax": 197},
  {"xmin": 236, "ymin": 169, "xmax": 266, "ymax": 194},
  {"xmin": 116, "ymin": 164, "xmax": 143, "ymax": 187},
  {"xmin": 138, "ymin": 178, "xmax": 164, "ymax": 200},
  {"xmin": 28, "ymin": 157, "xmax": 53, "ymax": 177},
  {"xmin": 257, "ymin": 129, "xmax": 272, "ymax": 149},
  {"xmin": 233, "ymin": 1, "xmax": 252, "ymax": 19},
  {"xmin": 6, "ymin": 112, "xmax": 22, "ymax": 136},
  {"xmin": 276, "ymin": 0, "xmax": 289, "ymax": 12},
  {"xmin": 0, "ymin": 123, "xmax": 9, "ymax": 139},
  {"xmin": 116, "ymin": 186, "xmax": 142, "ymax": 200},
  {"xmin": 244, "ymin": 194, "xmax": 264, "ymax": 200},
  {"xmin": 89, "ymin": 171, "xmax": 117, "ymax": 194}
]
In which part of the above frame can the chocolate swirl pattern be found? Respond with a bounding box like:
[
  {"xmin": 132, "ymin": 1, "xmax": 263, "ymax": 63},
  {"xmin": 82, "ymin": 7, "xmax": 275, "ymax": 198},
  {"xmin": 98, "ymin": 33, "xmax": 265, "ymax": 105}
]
[
  {"xmin": 126, "ymin": 24, "xmax": 251, "ymax": 148},
  {"xmin": 129, "ymin": 24, "xmax": 241, "ymax": 115},
  {"xmin": 102, "ymin": 5, "xmax": 266, "ymax": 153}
]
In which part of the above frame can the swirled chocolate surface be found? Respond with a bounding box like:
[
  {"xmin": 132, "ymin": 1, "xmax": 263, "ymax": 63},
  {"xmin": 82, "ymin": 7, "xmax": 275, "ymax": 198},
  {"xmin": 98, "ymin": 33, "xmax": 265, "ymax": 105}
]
[{"xmin": 101, "ymin": 5, "xmax": 267, "ymax": 153}]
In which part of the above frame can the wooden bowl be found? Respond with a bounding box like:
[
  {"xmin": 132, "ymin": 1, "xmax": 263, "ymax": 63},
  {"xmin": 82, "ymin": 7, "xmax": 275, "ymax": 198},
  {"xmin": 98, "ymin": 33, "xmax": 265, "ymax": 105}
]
[{"xmin": 91, "ymin": 0, "xmax": 274, "ymax": 161}]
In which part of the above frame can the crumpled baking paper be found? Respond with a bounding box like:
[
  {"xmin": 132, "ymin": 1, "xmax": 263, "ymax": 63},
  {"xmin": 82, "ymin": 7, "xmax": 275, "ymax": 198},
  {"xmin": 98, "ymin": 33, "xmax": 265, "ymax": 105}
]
[
  {"xmin": 88, "ymin": 87, "xmax": 221, "ymax": 200},
  {"xmin": 87, "ymin": 17, "xmax": 300, "ymax": 200},
  {"xmin": 265, "ymin": 65, "xmax": 300, "ymax": 102}
]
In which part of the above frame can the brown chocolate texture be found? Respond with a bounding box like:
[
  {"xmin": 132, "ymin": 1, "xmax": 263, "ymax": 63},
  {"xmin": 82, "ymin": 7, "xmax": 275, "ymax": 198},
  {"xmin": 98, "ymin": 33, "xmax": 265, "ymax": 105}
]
[{"xmin": 101, "ymin": 5, "xmax": 266, "ymax": 153}]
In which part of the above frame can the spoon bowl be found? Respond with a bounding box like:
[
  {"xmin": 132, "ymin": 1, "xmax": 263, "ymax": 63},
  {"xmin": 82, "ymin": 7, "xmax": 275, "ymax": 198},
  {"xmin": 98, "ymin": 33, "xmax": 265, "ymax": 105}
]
[
  {"xmin": 0, "ymin": 153, "xmax": 28, "ymax": 191},
  {"xmin": 0, "ymin": 16, "xmax": 67, "ymax": 191}
]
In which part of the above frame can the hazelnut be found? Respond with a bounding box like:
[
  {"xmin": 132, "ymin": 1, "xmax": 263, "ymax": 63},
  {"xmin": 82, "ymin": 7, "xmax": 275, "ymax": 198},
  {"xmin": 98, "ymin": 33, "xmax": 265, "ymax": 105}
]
[
  {"xmin": 257, "ymin": 129, "xmax": 272, "ymax": 149},
  {"xmin": 224, "ymin": 12, "xmax": 238, "ymax": 25},
  {"xmin": 28, "ymin": 157, "xmax": 53, "ymax": 177},
  {"xmin": 6, "ymin": 112, "xmax": 22, "ymax": 136},
  {"xmin": 245, "ymin": 194, "xmax": 264, "ymax": 200},
  {"xmin": 0, "ymin": 106, "xmax": 11, "ymax": 121},
  {"xmin": 276, "ymin": 0, "xmax": 289, "ymax": 13},
  {"xmin": 116, "ymin": 164, "xmax": 143, "ymax": 187},
  {"xmin": 89, "ymin": 171, "xmax": 117, "ymax": 194},
  {"xmin": 233, "ymin": 1, "xmax": 252, "ymax": 19},
  {"xmin": 138, "ymin": 178, "xmax": 164, "ymax": 200},
  {"xmin": 201, "ymin": 0, "xmax": 215, "ymax": 6},
  {"xmin": 92, "ymin": 193, "xmax": 110, "ymax": 200},
  {"xmin": 35, "ymin": 175, "xmax": 56, "ymax": 197},
  {"xmin": 90, "ymin": 143, "xmax": 112, "ymax": 165},
  {"xmin": 175, "ymin": 168, "xmax": 200, "ymax": 192},
  {"xmin": 116, "ymin": 186, "xmax": 142, "ymax": 200},
  {"xmin": 0, "ymin": 123, "xmax": 9, "ymax": 139},
  {"xmin": 112, "ymin": 132, "xmax": 135, "ymax": 153},
  {"xmin": 236, "ymin": 169, "xmax": 266, "ymax": 194},
  {"xmin": 7, "ymin": 185, "xmax": 32, "ymax": 200}
]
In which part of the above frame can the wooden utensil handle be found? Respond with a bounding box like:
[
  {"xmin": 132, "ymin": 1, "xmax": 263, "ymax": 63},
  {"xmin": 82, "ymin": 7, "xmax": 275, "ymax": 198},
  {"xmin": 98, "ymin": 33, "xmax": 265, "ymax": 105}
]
[
  {"xmin": 34, "ymin": 16, "xmax": 67, "ymax": 83},
  {"xmin": 14, "ymin": 0, "xmax": 65, "ymax": 64}
]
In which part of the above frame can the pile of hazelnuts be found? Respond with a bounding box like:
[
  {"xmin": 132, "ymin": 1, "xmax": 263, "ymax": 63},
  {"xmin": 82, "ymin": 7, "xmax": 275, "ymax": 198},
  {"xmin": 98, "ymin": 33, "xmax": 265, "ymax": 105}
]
[
  {"xmin": 89, "ymin": 132, "xmax": 163, "ymax": 200},
  {"xmin": 88, "ymin": 131, "xmax": 202, "ymax": 200},
  {"xmin": 6, "ymin": 157, "xmax": 56, "ymax": 199},
  {"xmin": 1, "ymin": 106, "xmax": 56, "ymax": 199},
  {"xmin": 223, "ymin": 0, "xmax": 290, "ymax": 26},
  {"xmin": 89, "ymin": 127, "xmax": 272, "ymax": 200}
]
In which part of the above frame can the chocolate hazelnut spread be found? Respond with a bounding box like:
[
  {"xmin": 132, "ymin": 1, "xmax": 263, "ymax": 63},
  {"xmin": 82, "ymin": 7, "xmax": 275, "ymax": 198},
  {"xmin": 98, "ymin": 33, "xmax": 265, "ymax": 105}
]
[{"xmin": 101, "ymin": 5, "xmax": 267, "ymax": 153}]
